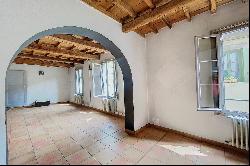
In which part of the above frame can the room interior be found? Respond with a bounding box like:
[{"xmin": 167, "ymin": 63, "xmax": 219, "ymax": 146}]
[{"xmin": 0, "ymin": 0, "xmax": 249, "ymax": 165}]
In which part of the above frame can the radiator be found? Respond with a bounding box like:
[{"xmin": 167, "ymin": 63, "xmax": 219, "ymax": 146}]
[
  {"xmin": 229, "ymin": 116, "xmax": 249, "ymax": 150},
  {"xmin": 102, "ymin": 98, "xmax": 117, "ymax": 113},
  {"xmin": 74, "ymin": 94, "xmax": 84, "ymax": 105}
]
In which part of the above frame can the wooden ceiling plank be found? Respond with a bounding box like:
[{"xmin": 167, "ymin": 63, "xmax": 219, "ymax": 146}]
[
  {"xmin": 161, "ymin": 18, "xmax": 172, "ymax": 29},
  {"xmin": 143, "ymin": 0, "xmax": 155, "ymax": 9},
  {"xmin": 14, "ymin": 57, "xmax": 73, "ymax": 68},
  {"xmin": 45, "ymin": 35, "xmax": 106, "ymax": 53},
  {"xmin": 210, "ymin": 0, "xmax": 217, "ymax": 14},
  {"xmin": 18, "ymin": 54, "xmax": 84, "ymax": 64},
  {"xmin": 113, "ymin": 0, "xmax": 136, "ymax": 17},
  {"xmin": 81, "ymin": 0, "xmax": 122, "ymax": 23},
  {"xmin": 183, "ymin": 6, "xmax": 192, "ymax": 22},
  {"xmin": 122, "ymin": 0, "xmax": 193, "ymax": 32},
  {"xmin": 23, "ymin": 43, "xmax": 100, "ymax": 60}
]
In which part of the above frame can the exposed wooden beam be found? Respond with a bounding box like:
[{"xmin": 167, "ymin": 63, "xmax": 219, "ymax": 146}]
[
  {"xmin": 161, "ymin": 18, "xmax": 172, "ymax": 29},
  {"xmin": 183, "ymin": 6, "xmax": 191, "ymax": 22},
  {"xmin": 14, "ymin": 57, "xmax": 73, "ymax": 68},
  {"xmin": 18, "ymin": 54, "xmax": 84, "ymax": 64},
  {"xmin": 210, "ymin": 0, "xmax": 217, "ymax": 14},
  {"xmin": 24, "ymin": 43, "xmax": 100, "ymax": 60},
  {"xmin": 143, "ymin": 0, "xmax": 155, "ymax": 9},
  {"xmin": 149, "ymin": 23, "xmax": 159, "ymax": 34},
  {"xmin": 156, "ymin": 0, "xmax": 173, "ymax": 7},
  {"xmin": 81, "ymin": 0, "xmax": 122, "ymax": 23},
  {"xmin": 46, "ymin": 35, "xmax": 106, "ymax": 53},
  {"xmin": 112, "ymin": 0, "xmax": 136, "ymax": 17},
  {"xmin": 122, "ymin": 0, "xmax": 193, "ymax": 32}
]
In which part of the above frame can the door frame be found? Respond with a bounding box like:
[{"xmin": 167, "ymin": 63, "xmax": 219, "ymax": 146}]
[{"xmin": 6, "ymin": 70, "xmax": 27, "ymax": 108}]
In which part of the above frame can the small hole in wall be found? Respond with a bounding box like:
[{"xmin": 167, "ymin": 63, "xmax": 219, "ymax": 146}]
[{"xmin": 39, "ymin": 71, "xmax": 44, "ymax": 76}]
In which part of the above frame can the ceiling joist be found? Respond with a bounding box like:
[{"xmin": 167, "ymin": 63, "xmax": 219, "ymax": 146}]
[
  {"xmin": 122, "ymin": 0, "xmax": 193, "ymax": 33},
  {"xmin": 113, "ymin": 0, "xmax": 136, "ymax": 17},
  {"xmin": 18, "ymin": 54, "xmax": 84, "ymax": 64},
  {"xmin": 210, "ymin": 0, "xmax": 217, "ymax": 14},
  {"xmin": 24, "ymin": 43, "xmax": 100, "ymax": 60},
  {"xmin": 143, "ymin": 0, "xmax": 155, "ymax": 9}
]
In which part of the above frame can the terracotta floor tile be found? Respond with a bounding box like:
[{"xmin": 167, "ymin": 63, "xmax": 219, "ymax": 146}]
[
  {"xmin": 37, "ymin": 150, "xmax": 63, "ymax": 165},
  {"xmin": 82, "ymin": 157, "xmax": 101, "ymax": 165},
  {"xmin": 65, "ymin": 149, "xmax": 91, "ymax": 165},
  {"xmin": 8, "ymin": 151, "xmax": 36, "ymax": 165},
  {"xmin": 120, "ymin": 146, "xmax": 145, "ymax": 163},
  {"xmin": 7, "ymin": 104, "xmax": 249, "ymax": 165},
  {"xmin": 85, "ymin": 141, "xmax": 107, "ymax": 156},
  {"xmin": 93, "ymin": 148, "xmax": 118, "ymax": 164},
  {"xmin": 137, "ymin": 156, "xmax": 165, "ymax": 165}
]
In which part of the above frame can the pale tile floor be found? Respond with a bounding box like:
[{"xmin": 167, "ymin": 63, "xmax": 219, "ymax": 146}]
[{"xmin": 7, "ymin": 104, "xmax": 249, "ymax": 165}]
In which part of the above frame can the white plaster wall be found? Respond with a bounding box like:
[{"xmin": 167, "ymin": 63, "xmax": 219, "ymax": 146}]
[
  {"xmin": 146, "ymin": 1, "xmax": 249, "ymax": 143},
  {"xmin": 0, "ymin": 0, "xmax": 148, "ymax": 164},
  {"xmin": 8, "ymin": 64, "xmax": 70, "ymax": 106}
]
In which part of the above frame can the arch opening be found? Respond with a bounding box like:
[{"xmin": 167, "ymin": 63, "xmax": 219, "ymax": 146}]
[{"xmin": 6, "ymin": 26, "xmax": 134, "ymax": 131}]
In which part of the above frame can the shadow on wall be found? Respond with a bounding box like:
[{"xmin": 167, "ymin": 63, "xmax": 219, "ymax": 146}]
[{"xmin": 5, "ymin": 26, "xmax": 135, "ymax": 131}]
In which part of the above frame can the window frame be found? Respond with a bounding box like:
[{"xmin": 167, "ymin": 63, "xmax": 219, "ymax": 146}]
[
  {"xmin": 195, "ymin": 28, "xmax": 249, "ymax": 117},
  {"xmin": 92, "ymin": 59, "xmax": 117, "ymax": 99},
  {"xmin": 75, "ymin": 68, "xmax": 84, "ymax": 95},
  {"xmin": 195, "ymin": 34, "xmax": 225, "ymax": 112}
]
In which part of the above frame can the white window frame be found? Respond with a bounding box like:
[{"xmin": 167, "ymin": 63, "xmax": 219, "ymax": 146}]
[
  {"xmin": 195, "ymin": 34, "xmax": 225, "ymax": 112},
  {"xmin": 92, "ymin": 60, "xmax": 117, "ymax": 99},
  {"xmin": 75, "ymin": 68, "xmax": 83, "ymax": 95},
  {"xmin": 195, "ymin": 28, "xmax": 249, "ymax": 117}
]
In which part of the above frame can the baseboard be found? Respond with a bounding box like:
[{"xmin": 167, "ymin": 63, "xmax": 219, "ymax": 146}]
[
  {"xmin": 70, "ymin": 102, "xmax": 125, "ymax": 119},
  {"xmin": 148, "ymin": 123, "xmax": 249, "ymax": 157},
  {"xmin": 125, "ymin": 124, "xmax": 150, "ymax": 135}
]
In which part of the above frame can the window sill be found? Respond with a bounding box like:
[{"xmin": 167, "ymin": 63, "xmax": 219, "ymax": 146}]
[
  {"xmin": 197, "ymin": 108, "xmax": 249, "ymax": 119},
  {"xmin": 94, "ymin": 96, "xmax": 116, "ymax": 100}
]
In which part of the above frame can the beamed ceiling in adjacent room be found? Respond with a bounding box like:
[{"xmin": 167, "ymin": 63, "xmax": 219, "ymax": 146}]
[
  {"xmin": 81, "ymin": 0, "xmax": 245, "ymax": 37},
  {"xmin": 14, "ymin": 34, "xmax": 107, "ymax": 68}
]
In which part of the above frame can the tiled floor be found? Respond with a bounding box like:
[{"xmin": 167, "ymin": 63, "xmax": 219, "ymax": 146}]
[{"xmin": 7, "ymin": 104, "xmax": 249, "ymax": 165}]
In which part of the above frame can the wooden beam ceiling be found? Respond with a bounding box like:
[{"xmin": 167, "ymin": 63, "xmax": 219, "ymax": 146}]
[
  {"xmin": 143, "ymin": 0, "xmax": 155, "ymax": 9},
  {"xmin": 210, "ymin": 0, "xmax": 217, "ymax": 14},
  {"xmin": 13, "ymin": 34, "xmax": 106, "ymax": 68},
  {"xmin": 24, "ymin": 43, "xmax": 100, "ymax": 60},
  {"xmin": 113, "ymin": 0, "xmax": 136, "ymax": 17},
  {"xmin": 81, "ymin": 0, "xmax": 238, "ymax": 36},
  {"xmin": 122, "ymin": 0, "xmax": 193, "ymax": 32}
]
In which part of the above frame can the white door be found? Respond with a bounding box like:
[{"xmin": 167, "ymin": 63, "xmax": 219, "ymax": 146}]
[{"xmin": 6, "ymin": 70, "xmax": 26, "ymax": 107}]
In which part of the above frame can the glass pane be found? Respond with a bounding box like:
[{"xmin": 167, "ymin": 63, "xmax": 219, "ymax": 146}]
[
  {"xmin": 75, "ymin": 70, "xmax": 79, "ymax": 94},
  {"xmin": 93, "ymin": 64, "xmax": 102, "ymax": 96},
  {"xmin": 198, "ymin": 37, "xmax": 218, "ymax": 61},
  {"xmin": 222, "ymin": 28, "xmax": 249, "ymax": 114},
  {"xmin": 101, "ymin": 63, "xmax": 107, "ymax": 97},
  {"xmin": 200, "ymin": 61, "xmax": 219, "ymax": 84},
  {"xmin": 200, "ymin": 85, "xmax": 220, "ymax": 108},
  {"xmin": 107, "ymin": 61, "xmax": 115, "ymax": 98}
]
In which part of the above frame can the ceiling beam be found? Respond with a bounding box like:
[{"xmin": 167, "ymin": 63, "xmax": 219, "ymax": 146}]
[
  {"xmin": 210, "ymin": 0, "xmax": 217, "ymax": 14},
  {"xmin": 81, "ymin": 0, "xmax": 122, "ymax": 23},
  {"xmin": 122, "ymin": 0, "xmax": 193, "ymax": 32},
  {"xmin": 24, "ymin": 43, "xmax": 100, "ymax": 60},
  {"xmin": 113, "ymin": 0, "xmax": 136, "ymax": 17},
  {"xmin": 149, "ymin": 23, "xmax": 159, "ymax": 34},
  {"xmin": 46, "ymin": 35, "xmax": 106, "ymax": 53},
  {"xmin": 18, "ymin": 54, "xmax": 84, "ymax": 64},
  {"xmin": 143, "ymin": 0, "xmax": 155, "ymax": 9},
  {"xmin": 14, "ymin": 57, "xmax": 74, "ymax": 68},
  {"xmin": 161, "ymin": 18, "xmax": 172, "ymax": 29},
  {"xmin": 183, "ymin": 6, "xmax": 192, "ymax": 22}
]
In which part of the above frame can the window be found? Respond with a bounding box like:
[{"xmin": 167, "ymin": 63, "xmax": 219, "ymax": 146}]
[
  {"xmin": 93, "ymin": 63, "xmax": 102, "ymax": 97},
  {"xmin": 75, "ymin": 68, "xmax": 83, "ymax": 95},
  {"xmin": 195, "ymin": 28, "xmax": 249, "ymax": 115},
  {"xmin": 92, "ymin": 60, "xmax": 117, "ymax": 98}
]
